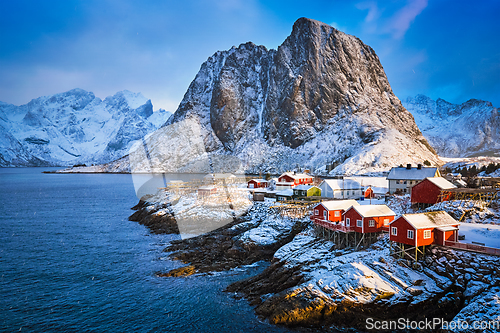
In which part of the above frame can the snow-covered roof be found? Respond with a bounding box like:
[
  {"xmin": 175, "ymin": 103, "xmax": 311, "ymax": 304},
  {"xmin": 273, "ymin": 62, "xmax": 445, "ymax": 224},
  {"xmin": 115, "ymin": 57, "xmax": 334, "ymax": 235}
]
[
  {"xmin": 349, "ymin": 205, "xmax": 396, "ymax": 218},
  {"xmin": 320, "ymin": 199, "xmax": 360, "ymax": 211},
  {"xmin": 276, "ymin": 189, "xmax": 294, "ymax": 196},
  {"xmin": 198, "ymin": 186, "xmax": 216, "ymax": 190},
  {"xmin": 294, "ymin": 185, "xmax": 318, "ymax": 191},
  {"xmin": 453, "ymin": 179, "xmax": 468, "ymax": 187},
  {"xmin": 321, "ymin": 178, "xmax": 388, "ymax": 194},
  {"xmin": 249, "ymin": 178, "xmax": 268, "ymax": 183},
  {"xmin": 280, "ymin": 172, "xmax": 313, "ymax": 180},
  {"xmin": 320, "ymin": 179, "xmax": 363, "ymax": 190},
  {"xmin": 345, "ymin": 176, "xmax": 388, "ymax": 189},
  {"xmin": 436, "ymin": 226, "xmax": 459, "ymax": 232},
  {"xmin": 425, "ymin": 177, "xmax": 456, "ymax": 189},
  {"xmin": 394, "ymin": 211, "xmax": 458, "ymax": 229},
  {"xmin": 387, "ymin": 167, "xmax": 438, "ymax": 180}
]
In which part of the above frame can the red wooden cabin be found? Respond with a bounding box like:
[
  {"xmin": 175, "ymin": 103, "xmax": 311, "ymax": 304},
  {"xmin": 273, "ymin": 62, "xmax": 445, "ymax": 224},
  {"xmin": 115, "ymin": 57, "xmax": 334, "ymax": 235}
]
[
  {"xmin": 311, "ymin": 200, "xmax": 359, "ymax": 224},
  {"xmin": 342, "ymin": 205, "xmax": 396, "ymax": 233},
  {"xmin": 198, "ymin": 186, "xmax": 217, "ymax": 197},
  {"xmin": 411, "ymin": 177, "xmax": 456, "ymax": 206},
  {"xmin": 277, "ymin": 172, "xmax": 313, "ymax": 188},
  {"xmin": 247, "ymin": 179, "xmax": 268, "ymax": 189},
  {"xmin": 389, "ymin": 211, "xmax": 459, "ymax": 247}
]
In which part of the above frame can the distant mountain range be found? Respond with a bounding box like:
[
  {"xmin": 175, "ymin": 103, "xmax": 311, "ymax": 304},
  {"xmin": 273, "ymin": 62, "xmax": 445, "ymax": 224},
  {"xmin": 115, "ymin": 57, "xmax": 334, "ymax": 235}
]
[
  {"xmin": 403, "ymin": 95, "xmax": 500, "ymax": 158},
  {"xmin": 0, "ymin": 89, "xmax": 171, "ymax": 167},
  {"xmin": 3, "ymin": 18, "xmax": 498, "ymax": 173}
]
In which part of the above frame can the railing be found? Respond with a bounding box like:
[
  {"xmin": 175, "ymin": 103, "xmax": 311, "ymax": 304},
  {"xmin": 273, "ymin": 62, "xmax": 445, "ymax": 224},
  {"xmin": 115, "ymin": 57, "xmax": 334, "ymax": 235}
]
[
  {"xmin": 312, "ymin": 218, "xmax": 355, "ymax": 233},
  {"xmin": 444, "ymin": 240, "xmax": 500, "ymax": 256}
]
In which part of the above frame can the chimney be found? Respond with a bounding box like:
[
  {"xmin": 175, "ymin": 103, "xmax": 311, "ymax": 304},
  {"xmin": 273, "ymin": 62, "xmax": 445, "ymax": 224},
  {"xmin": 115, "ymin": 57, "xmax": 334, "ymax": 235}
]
[
  {"xmin": 417, "ymin": 164, "xmax": 422, "ymax": 170},
  {"xmin": 406, "ymin": 164, "xmax": 412, "ymax": 170},
  {"xmin": 294, "ymin": 171, "xmax": 296, "ymax": 175}
]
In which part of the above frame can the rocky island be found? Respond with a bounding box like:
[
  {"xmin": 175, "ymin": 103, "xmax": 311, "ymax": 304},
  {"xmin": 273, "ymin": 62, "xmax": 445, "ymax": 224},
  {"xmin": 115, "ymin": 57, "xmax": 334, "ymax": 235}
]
[{"xmin": 129, "ymin": 192, "xmax": 500, "ymax": 332}]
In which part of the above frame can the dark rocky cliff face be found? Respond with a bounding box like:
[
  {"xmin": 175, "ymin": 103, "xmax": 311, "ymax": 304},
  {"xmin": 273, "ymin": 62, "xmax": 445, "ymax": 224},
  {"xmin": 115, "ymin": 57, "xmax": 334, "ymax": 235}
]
[
  {"xmin": 263, "ymin": 18, "xmax": 423, "ymax": 148},
  {"xmin": 163, "ymin": 18, "xmax": 438, "ymax": 174}
]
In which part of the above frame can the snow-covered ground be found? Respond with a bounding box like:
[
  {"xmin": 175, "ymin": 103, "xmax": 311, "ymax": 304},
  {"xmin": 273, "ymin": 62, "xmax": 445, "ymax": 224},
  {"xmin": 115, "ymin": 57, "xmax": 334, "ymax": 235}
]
[
  {"xmin": 441, "ymin": 156, "xmax": 500, "ymax": 173},
  {"xmin": 274, "ymin": 230, "xmax": 447, "ymax": 305},
  {"xmin": 459, "ymin": 223, "xmax": 500, "ymax": 248}
]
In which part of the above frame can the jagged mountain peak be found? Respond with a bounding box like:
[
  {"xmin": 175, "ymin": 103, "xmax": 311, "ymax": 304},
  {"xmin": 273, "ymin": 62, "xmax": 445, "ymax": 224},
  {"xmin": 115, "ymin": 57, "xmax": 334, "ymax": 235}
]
[
  {"xmin": 403, "ymin": 95, "xmax": 500, "ymax": 158},
  {"xmin": 24, "ymin": 88, "xmax": 97, "ymax": 112},
  {"xmin": 0, "ymin": 89, "xmax": 170, "ymax": 167},
  {"xmin": 109, "ymin": 90, "xmax": 149, "ymax": 109},
  {"xmin": 461, "ymin": 98, "xmax": 493, "ymax": 108},
  {"xmin": 155, "ymin": 18, "xmax": 439, "ymax": 175},
  {"xmin": 103, "ymin": 90, "xmax": 152, "ymax": 117}
]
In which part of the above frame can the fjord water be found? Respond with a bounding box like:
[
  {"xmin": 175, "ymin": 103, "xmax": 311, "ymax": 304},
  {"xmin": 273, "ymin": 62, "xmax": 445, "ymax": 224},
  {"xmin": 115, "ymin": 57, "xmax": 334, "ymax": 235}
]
[{"xmin": 0, "ymin": 168, "xmax": 288, "ymax": 332}]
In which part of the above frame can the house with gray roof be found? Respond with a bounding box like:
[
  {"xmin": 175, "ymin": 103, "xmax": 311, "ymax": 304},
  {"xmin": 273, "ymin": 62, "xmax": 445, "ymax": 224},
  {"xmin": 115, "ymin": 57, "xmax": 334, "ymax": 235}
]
[{"xmin": 387, "ymin": 164, "xmax": 440, "ymax": 194}]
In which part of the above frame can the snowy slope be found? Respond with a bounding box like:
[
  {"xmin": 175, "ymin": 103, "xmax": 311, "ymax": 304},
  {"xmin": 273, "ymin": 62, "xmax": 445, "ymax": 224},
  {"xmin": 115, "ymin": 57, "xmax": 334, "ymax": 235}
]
[
  {"xmin": 403, "ymin": 95, "xmax": 500, "ymax": 158},
  {"xmin": 0, "ymin": 89, "xmax": 171, "ymax": 166}
]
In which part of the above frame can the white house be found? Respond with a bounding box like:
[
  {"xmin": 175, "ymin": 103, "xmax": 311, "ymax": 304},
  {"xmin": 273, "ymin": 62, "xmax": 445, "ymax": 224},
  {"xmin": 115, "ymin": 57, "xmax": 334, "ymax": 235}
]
[
  {"xmin": 318, "ymin": 178, "xmax": 364, "ymax": 199},
  {"xmin": 344, "ymin": 176, "xmax": 389, "ymax": 196},
  {"xmin": 387, "ymin": 164, "xmax": 440, "ymax": 194}
]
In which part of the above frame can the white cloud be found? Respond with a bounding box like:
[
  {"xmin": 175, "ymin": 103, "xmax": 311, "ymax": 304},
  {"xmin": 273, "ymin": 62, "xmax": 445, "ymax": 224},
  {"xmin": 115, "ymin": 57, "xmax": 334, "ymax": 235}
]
[
  {"xmin": 357, "ymin": 0, "xmax": 428, "ymax": 39},
  {"xmin": 356, "ymin": 1, "xmax": 380, "ymax": 23},
  {"xmin": 387, "ymin": 0, "xmax": 428, "ymax": 39}
]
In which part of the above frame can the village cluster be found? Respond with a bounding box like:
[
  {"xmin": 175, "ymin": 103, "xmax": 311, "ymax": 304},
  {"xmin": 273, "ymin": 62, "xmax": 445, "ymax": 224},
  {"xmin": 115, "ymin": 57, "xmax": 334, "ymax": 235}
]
[{"xmin": 245, "ymin": 164, "xmax": 500, "ymax": 261}]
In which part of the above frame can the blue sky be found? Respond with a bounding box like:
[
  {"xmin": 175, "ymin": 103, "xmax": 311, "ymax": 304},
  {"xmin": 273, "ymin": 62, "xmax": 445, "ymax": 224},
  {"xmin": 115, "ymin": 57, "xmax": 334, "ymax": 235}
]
[{"xmin": 0, "ymin": 0, "xmax": 499, "ymax": 111}]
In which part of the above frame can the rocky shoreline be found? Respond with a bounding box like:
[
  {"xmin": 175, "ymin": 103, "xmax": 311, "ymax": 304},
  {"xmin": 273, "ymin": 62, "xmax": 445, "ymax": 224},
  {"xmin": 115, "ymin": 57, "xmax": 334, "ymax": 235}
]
[
  {"xmin": 130, "ymin": 200, "xmax": 500, "ymax": 332},
  {"xmin": 129, "ymin": 200, "xmax": 180, "ymax": 234}
]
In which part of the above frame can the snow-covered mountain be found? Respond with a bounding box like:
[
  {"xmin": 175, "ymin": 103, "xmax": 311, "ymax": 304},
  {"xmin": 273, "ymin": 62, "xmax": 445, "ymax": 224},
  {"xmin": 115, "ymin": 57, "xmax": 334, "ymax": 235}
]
[
  {"xmin": 125, "ymin": 18, "xmax": 439, "ymax": 176},
  {"xmin": 0, "ymin": 89, "xmax": 171, "ymax": 166},
  {"xmin": 403, "ymin": 95, "xmax": 500, "ymax": 158}
]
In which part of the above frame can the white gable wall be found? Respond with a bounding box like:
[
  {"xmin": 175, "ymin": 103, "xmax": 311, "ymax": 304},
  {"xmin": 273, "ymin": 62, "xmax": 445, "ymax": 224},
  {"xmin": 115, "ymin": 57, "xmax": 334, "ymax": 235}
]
[{"xmin": 319, "ymin": 181, "xmax": 362, "ymax": 199}]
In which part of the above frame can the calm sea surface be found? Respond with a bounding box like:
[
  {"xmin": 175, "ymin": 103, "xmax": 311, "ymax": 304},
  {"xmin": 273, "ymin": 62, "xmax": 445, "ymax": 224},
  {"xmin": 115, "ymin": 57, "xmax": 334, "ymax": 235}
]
[{"xmin": 0, "ymin": 168, "xmax": 293, "ymax": 332}]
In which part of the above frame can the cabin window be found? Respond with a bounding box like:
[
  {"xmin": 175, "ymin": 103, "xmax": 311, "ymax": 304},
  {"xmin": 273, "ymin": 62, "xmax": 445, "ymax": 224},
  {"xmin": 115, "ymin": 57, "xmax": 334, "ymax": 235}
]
[
  {"xmin": 369, "ymin": 220, "xmax": 375, "ymax": 227},
  {"xmin": 334, "ymin": 211, "xmax": 340, "ymax": 217},
  {"xmin": 407, "ymin": 230, "xmax": 414, "ymax": 239},
  {"xmin": 346, "ymin": 218, "xmax": 350, "ymax": 226},
  {"xmin": 384, "ymin": 218, "xmax": 390, "ymax": 225},
  {"xmin": 356, "ymin": 220, "xmax": 363, "ymax": 227},
  {"xmin": 391, "ymin": 227, "xmax": 397, "ymax": 236},
  {"xmin": 314, "ymin": 209, "xmax": 319, "ymax": 216},
  {"xmin": 424, "ymin": 230, "xmax": 432, "ymax": 239},
  {"xmin": 323, "ymin": 211, "xmax": 327, "ymax": 219}
]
